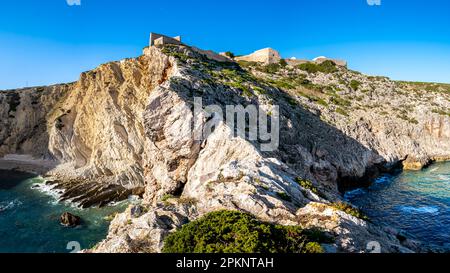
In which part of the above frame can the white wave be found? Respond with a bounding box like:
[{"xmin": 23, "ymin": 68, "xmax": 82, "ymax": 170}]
[
  {"xmin": 376, "ymin": 175, "xmax": 391, "ymax": 183},
  {"xmin": 435, "ymin": 174, "xmax": 449, "ymax": 181},
  {"xmin": 31, "ymin": 180, "xmax": 65, "ymax": 201},
  {"xmin": 399, "ymin": 205, "xmax": 440, "ymax": 214},
  {"xmin": 31, "ymin": 180, "xmax": 83, "ymax": 208},
  {"xmin": 428, "ymin": 167, "xmax": 439, "ymax": 173},
  {"xmin": 344, "ymin": 188, "xmax": 366, "ymax": 200},
  {"xmin": 0, "ymin": 199, "xmax": 23, "ymax": 212}
]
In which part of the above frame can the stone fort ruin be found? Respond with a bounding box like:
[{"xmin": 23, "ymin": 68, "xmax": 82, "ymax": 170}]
[
  {"xmin": 146, "ymin": 33, "xmax": 230, "ymax": 63},
  {"xmin": 235, "ymin": 48, "xmax": 281, "ymax": 65},
  {"xmin": 147, "ymin": 32, "xmax": 347, "ymax": 67},
  {"xmin": 149, "ymin": 33, "xmax": 183, "ymax": 46}
]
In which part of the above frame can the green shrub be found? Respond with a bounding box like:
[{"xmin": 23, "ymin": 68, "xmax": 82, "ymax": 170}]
[
  {"xmin": 350, "ymin": 80, "xmax": 361, "ymax": 90},
  {"xmin": 301, "ymin": 94, "xmax": 328, "ymax": 107},
  {"xmin": 335, "ymin": 107, "xmax": 349, "ymax": 117},
  {"xmin": 304, "ymin": 242, "xmax": 324, "ymax": 253},
  {"xmin": 295, "ymin": 178, "xmax": 320, "ymax": 195},
  {"xmin": 297, "ymin": 62, "xmax": 320, "ymax": 73},
  {"xmin": 288, "ymin": 98, "xmax": 298, "ymax": 106},
  {"xmin": 297, "ymin": 61, "xmax": 337, "ymax": 74},
  {"xmin": 432, "ymin": 109, "xmax": 450, "ymax": 117},
  {"xmin": 224, "ymin": 51, "xmax": 235, "ymax": 58},
  {"xmin": 397, "ymin": 113, "xmax": 419, "ymax": 124},
  {"xmin": 6, "ymin": 92, "xmax": 21, "ymax": 113},
  {"xmin": 315, "ymin": 98, "xmax": 328, "ymax": 107},
  {"xmin": 332, "ymin": 202, "xmax": 369, "ymax": 220},
  {"xmin": 318, "ymin": 60, "xmax": 338, "ymax": 73},
  {"xmin": 162, "ymin": 210, "xmax": 328, "ymax": 253},
  {"xmin": 238, "ymin": 60, "xmax": 258, "ymax": 69},
  {"xmin": 160, "ymin": 46, "xmax": 192, "ymax": 63},
  {"xmin": 260, "ymin": 63, "xmax": 281, "ymax": 74},
  {"xmin": 161, "ymin": 194, "xmax": 175, "ymax": 202},
  {"xmin": 279, "ymin": 59, "xmax": 288, "ymax": 67},
  {"xmin": 330, "ymin": 95, "xmax": 351, "ymax": 107},
  {"xmin": 276, "ymin": 191, "xmax": 292, "ymax": 202}
]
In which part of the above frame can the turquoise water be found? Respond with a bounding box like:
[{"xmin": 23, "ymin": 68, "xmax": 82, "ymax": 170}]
[
  {"xmin": 0, "ymin": 170, "xmax": 128, "ymax": 253},
  {"xmin": 2, "ymin": 162, "xmax": 449, "ymax": 252},
  {"xmin": 345, "ymin": 162, "xmax": 450, "ymax": 249}
]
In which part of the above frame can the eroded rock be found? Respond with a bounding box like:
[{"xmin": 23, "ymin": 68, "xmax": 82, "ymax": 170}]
[{"xmin": 60, "ymin": 212, "xmax": 81, "ymax": 227}]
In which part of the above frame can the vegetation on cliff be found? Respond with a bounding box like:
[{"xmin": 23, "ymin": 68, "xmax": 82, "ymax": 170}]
[
  {"xmin": 331, "ymin": 202, "xmax": 369, "ymax": 221},
  {"xmin": 297, "ymin": 60, "xmax": 338, "ymax": 74},
  {"xmin": 162, "ymin": 210, "xmax": 329, "ymax": 253}
]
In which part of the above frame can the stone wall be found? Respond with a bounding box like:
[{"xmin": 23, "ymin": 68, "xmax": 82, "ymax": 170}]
[
  {"xmin": 313, "ymin": 57, "xmax": 347, "ymax": 67},
  {"xmin": 285, "ymin": 59, "xmax": 309, "ymax": 66},
  {"xmin": 150, "ymin": 33, "xmax": 183, "ymax": 46},
  {"xmin": 235, "ymin": 48, "xmax": 281, "ymax": 64}
]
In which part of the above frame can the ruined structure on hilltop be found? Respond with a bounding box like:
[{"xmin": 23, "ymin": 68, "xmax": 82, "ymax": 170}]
[
  {"xmin": 235, "ymin": 48, "xmax": 347, "ymax": 67},
  {"xmin": 149, "ymin": 32, "xmax": 183, "ymax": 46},
  {"xmin": 313, "ymin": 56, "xmax": 347, "ymax": 67},
  {"xmin": 235, "ymin": 48, "xmax": 282, "ymax": 64},
  {"xmin": 147, "ymin": 32, "xmax": 230, "ymax": 63},
  {"xmin": 147, "ymin": 33, "xmax": 348, "ymax": 67}
]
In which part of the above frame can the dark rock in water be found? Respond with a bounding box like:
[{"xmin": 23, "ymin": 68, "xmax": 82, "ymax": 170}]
[
  {"xmin": 396, "ymin": 231, "xmax": 408, "ymax": 242},
  {"xmin": 60, "ymin": 212, "xmax": 81, "ymax": 227}
]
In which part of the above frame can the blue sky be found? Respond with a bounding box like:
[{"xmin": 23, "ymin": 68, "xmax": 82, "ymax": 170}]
[{"xmin": 0, "ymin": 0, "xmax": 449, "ymax": 89}]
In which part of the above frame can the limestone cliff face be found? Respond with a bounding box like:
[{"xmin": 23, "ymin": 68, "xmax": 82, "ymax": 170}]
[
  {"xmin": 0, "ymin": 84, "xmax": 72, "ymax": 159},
  {"xmin": 46, "ymin": 50, "xmax": 173, "ymax": 187},
  {"xmin": 1, "ymin": 44, "xmax": 449, "ymax": 253},
  {"xmin": 1, "ymin": 48, "xmax": 174, "ymax": 189}
]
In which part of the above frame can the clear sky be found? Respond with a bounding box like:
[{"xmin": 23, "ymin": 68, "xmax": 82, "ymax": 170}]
[{"xmin": 0, "ymin": 0, "xmax": 449, "ymax": 89}]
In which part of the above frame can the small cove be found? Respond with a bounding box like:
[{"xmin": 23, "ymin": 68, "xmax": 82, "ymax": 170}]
[
  {"xmin": 0, "ymin": 170, "xmax": 128, "ymax": 253},
  {"xmin": 345, "ymin": 162, "xmax": 450, "ymax": 249}
]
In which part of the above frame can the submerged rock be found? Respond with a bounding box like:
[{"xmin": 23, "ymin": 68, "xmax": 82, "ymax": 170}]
[{"xmin": 60, "ymin": 212, "xmax": 81, "ymax": 227}]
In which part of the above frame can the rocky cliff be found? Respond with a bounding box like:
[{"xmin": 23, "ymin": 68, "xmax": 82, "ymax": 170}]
[{"xmin": 1, "ymin": 44, "xmax": 449, "ymax": 252}]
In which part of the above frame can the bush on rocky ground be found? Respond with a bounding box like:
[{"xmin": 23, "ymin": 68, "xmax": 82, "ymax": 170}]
[{"xmin": 163, "ymin": 210, "xmax": 330, "ymax": 253}]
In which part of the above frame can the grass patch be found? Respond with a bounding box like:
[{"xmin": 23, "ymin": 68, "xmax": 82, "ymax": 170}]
[
  {"xmin": 432, "ymin": 109, "xmax": 450, "ymax": 117},
  {"xmin": 397, "ymin": 113, "xmax": 419, "ymax": 124},
  {"xmin": 335, "ymin": 107, "xmax": 349, "ymax": 117}
]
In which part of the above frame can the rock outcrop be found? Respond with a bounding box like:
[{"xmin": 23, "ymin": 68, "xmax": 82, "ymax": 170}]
[
  {"xmin": 1, "ymin": 43, "xmax": 449, "ymax": 253},
  {"xmin": 60, "ymin": 212, "xmax": 81, "ymax": 227}
]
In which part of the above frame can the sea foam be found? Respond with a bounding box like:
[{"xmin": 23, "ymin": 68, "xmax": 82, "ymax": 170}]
[
  {"xmin": 0, "ymin": 199, "xmax": 23, "ymax": 212},
  {"xmin": 399, "ymin": 205, "xmax": 440, "ymax": 215}
]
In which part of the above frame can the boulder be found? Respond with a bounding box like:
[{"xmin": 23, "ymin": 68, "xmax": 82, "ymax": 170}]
[{"xmin": 60, "ymin": 212, "xmax": 81, "ymax": 227}]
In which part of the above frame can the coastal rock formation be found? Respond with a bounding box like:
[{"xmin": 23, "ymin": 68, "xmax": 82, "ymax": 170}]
[
  {"xmin": 60, "ymin": 212, "xmax": 81, "ymax": 227},
  {"xmin": 1, "ymin": 42, "xmax": 449, "ymax": 253}
]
